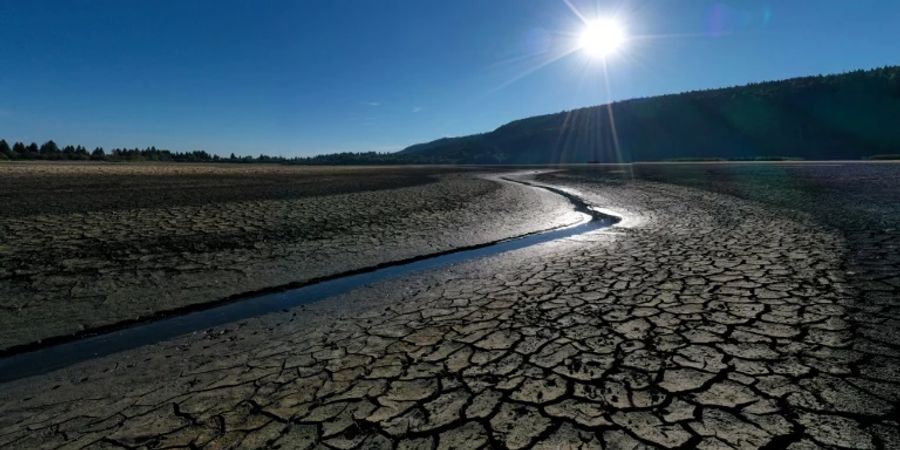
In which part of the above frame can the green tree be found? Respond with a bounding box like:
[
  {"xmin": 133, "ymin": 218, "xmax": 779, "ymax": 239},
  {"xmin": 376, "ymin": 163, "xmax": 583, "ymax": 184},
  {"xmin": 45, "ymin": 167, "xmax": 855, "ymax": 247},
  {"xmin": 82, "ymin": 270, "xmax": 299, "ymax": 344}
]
[
  {"xmin": 60, "ymin": 145, "xmax": 75, "ymax": 160},
  {"xmin": 0, "ymin": 139, "xmax": 11, "ymax": 158},
  {"xmin": 39, "ymin": 140, "xmax": 60, "ymax": 158},
  {"xmin": 12, "ymin": 142, "xmax": 26, "ymax": 157}
]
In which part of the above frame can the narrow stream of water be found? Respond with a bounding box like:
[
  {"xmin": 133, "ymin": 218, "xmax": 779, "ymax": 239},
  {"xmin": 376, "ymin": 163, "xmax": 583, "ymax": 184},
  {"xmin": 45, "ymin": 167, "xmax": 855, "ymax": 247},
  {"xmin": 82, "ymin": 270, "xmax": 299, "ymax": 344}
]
[{"xmin": 0, "ymin": 179, "xmax": 619, "ymax": 383}]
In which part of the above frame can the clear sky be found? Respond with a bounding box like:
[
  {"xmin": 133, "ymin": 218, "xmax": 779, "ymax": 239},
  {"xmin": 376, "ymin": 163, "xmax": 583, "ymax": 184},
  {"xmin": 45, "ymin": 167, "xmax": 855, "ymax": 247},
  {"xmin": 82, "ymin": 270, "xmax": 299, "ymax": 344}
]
[{"xmin": 1, "ymin": 1, "xmax": 898, "ymax": 156}]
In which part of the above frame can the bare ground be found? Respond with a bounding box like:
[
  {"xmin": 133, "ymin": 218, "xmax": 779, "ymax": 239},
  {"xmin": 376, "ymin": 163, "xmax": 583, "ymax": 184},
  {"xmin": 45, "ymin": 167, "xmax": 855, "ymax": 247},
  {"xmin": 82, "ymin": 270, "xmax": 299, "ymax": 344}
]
[
  {"xmin": 0, "ymin": 163, "xmax": 578, "ymax": 351},
  {"xmin": 1, "ymin": 163, "xmax": 897, "ymax": 449}
]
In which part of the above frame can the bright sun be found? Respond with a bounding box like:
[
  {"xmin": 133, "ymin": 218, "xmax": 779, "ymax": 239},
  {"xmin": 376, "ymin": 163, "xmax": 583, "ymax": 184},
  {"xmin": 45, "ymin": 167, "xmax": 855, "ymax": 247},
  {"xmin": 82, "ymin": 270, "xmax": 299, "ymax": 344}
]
[{"xmin": 578, "ymin": 18, "xmax": 627, "ymax": 58}]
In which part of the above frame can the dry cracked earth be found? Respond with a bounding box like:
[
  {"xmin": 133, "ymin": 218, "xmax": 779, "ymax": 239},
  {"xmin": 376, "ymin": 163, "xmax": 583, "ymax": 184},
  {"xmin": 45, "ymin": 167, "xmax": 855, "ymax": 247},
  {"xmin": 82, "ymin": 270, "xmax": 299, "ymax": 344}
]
[
  {"xmin": 0, "ymin": 163, "xmax": 898, "ymax": 449},
  {"xmin": 0, "ymin": 163, "xmax": 576, "ymax": 350}
]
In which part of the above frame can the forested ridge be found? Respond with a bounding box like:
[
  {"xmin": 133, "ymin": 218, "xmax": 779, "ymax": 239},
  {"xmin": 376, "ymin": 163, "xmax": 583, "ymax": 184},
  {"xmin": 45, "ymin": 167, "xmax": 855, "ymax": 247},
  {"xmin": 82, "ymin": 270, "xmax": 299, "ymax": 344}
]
[{"xmin": 400, "ymin": 66, "xmax": 900, "ymax": 163}]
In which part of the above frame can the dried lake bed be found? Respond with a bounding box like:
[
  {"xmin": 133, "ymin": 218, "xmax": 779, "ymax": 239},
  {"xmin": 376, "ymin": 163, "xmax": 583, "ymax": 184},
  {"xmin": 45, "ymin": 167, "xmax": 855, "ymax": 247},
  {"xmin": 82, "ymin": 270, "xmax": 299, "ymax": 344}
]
[
  {"xmin": 0, "ymin": 163, "xmax": 578, "ymax": 351},
  {"xmin": 0, "ymin": 162, "xmax": 898, "ymax": 449}
]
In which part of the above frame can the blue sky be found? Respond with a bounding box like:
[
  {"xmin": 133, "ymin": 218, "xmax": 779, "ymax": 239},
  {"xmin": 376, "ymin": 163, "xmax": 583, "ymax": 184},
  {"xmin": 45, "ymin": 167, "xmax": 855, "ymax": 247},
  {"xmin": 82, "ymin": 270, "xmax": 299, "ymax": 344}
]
[{"xmin": 1, "ymin": 1, "xmax": 898, "ymax": 156}]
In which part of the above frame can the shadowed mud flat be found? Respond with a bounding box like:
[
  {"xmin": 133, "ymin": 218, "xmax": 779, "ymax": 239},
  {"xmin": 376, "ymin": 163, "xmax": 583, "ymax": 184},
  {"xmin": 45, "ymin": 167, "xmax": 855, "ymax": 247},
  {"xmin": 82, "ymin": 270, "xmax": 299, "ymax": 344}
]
[
  {"xmin": 0, "ymin": 163, "xmax": 897, "ymax": 449},
  {"xmin": 0, "ymin": 164, "xmax": 579, "ymax": 351}
]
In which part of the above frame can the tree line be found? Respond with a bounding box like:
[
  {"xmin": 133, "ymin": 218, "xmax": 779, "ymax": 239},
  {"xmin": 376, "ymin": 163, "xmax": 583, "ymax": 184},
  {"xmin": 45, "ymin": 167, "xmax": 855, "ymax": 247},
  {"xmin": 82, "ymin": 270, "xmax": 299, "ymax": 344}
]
[
  {"xmin": 0, "ymin": 139, "xmax": 433, "ymax": 165},
  {"xmin": 0, "ymin": 140, "xmax": 221, "ymax": 162}
]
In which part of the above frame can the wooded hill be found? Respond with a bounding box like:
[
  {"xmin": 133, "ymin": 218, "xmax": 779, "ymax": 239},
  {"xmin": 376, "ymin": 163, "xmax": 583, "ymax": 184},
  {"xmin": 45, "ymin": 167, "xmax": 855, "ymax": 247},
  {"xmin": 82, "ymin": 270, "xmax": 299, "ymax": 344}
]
[{"xmin": 399, "ymin": 66, "xmax": 900, "ymax": 163}]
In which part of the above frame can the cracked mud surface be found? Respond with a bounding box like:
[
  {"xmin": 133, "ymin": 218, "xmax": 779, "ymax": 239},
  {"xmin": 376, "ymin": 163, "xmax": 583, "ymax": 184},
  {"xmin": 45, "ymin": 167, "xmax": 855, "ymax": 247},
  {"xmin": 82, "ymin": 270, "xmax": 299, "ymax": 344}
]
[
  {"xmin": 1, "ymin": 163, "xmax": 898, "ymax": 449},
  {"xmin": 0, "ymin": 164, "xmax": 577, "ymax": 351}
]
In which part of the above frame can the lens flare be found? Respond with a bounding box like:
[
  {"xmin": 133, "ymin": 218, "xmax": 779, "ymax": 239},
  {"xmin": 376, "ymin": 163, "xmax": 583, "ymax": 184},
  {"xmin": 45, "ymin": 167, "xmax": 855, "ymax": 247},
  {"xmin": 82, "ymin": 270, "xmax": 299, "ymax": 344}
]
[{"xmin": 578, "ymin": 18, "xmax": 627, "ymax": 58}]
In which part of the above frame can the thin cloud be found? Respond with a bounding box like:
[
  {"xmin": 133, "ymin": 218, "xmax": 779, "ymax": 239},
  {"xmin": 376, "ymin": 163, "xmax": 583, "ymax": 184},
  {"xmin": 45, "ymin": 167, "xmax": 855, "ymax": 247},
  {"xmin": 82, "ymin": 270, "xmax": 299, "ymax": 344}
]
[
  {"xmin": 367, "ymin": 101, "xmax": 381, "ymax": 107},
  {"xmin": 412, "ymin": 106, "xmax": 424, "ymax": 113}
]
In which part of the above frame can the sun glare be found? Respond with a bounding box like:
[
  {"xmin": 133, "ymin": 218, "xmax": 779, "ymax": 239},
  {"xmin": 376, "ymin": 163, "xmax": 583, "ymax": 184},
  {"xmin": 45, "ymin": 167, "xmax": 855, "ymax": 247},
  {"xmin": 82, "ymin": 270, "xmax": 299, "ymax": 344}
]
[{"xmin": 578, "ymin": 18, "xmax": 627, "ymax": 58}]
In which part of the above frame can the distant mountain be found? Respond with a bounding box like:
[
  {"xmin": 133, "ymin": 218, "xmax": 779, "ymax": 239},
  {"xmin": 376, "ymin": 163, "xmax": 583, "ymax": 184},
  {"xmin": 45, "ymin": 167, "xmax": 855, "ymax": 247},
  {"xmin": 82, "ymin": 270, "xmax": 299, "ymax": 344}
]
[{"xmin": 399, "ymin": 66, "xmax": 900, "ymax": 163}]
